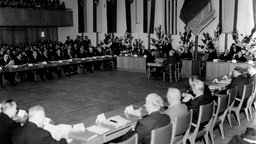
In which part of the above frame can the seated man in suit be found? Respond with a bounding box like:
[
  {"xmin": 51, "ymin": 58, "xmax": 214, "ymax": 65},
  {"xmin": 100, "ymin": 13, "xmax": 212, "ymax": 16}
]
[
  {"xmin": 228, "ymin": 127, "xmax": 256, "ymax": 144},
  {"xmin": 164, "ymin": 88, "xmax": 188, "ymax": 122},
  {"xmin": 0, "ymin": 99, "xmax": 24, "ymax": 144},
  {"xmin": 12, "ymin": 105, "xmax": 68, "ymax": 144},
  {"xmin": 182, "ymin": 78, "xmax": 214, "ymax": 124},
  {"xmin": 225, "ymin": 66, "xmax": 248, "ymax": 99},
  {"xmin": 120, "ymin": 93, "xmax": 170, "ymax": 144}
]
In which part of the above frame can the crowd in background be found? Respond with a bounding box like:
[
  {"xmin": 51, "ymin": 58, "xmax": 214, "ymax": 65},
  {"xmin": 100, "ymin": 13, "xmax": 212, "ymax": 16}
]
[{"xmin": 0, "ymin": 0, "xmax": 66, "ymax": 10}]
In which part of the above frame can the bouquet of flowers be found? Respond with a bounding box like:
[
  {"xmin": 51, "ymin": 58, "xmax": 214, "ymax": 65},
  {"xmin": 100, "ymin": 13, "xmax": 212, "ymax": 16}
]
[
  {"xmin": 179, "ymin": 26, "xmax": 194, "ymax": 49},
  {"xmin": 231, "ymin": 28, "xmax": 256, "ymax": 51},
  {"xmin": 151, "ymin": 25, "xmax": 170, "ymax": 50}
]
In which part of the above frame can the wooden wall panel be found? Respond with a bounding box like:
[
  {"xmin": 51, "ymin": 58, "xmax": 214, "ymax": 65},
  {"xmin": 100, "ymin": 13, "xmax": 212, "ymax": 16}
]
[
  {"xmin": 0, "ymin": 27, "xmax": 58, "ymax": 45},
  {"xmin": 0, "ymin": 8, "xmax": 73, "ymax": 27}
]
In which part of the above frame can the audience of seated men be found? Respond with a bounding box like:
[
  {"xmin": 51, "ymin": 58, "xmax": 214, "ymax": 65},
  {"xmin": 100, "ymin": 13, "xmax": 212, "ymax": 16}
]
[
  {"xmin": 0, "ymin": 99, "xmax": 25, "ymax": 144},
  {"xmin": 12, "ymin": 105, "xmax": 68, "ymax": 144},
  {"xmin": 119, "ymin": 93, "xmax": 170, "ymax": 144},
  {"xmin": 164, "ymin": 87, "xmax": 188, "ymax": 122},
  {"xmin": 182, "ymin": 77, "xmax": 214, "ymax": 124}
]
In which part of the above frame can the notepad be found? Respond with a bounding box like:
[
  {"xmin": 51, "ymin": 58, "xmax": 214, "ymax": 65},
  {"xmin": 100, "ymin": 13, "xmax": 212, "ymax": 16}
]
[
  {"xmin": 86, "ymin": 125, "xmax": 110, "ymax": 135},
  {"xmin": 72, "ymin": 123, "xmax": 86, "ymax": 132},
  {"xmin": 17, "ymin": 109, "xmax": 27, "ymax": 117}
]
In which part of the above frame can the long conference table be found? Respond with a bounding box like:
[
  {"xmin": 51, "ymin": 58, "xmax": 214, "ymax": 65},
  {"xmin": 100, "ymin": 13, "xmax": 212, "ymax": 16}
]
[
  {"xmin": 206, "ymin": 61, "xmax": 253, "ymax": 80},
  {"xmin": 68, "ymin": 104, "xmax": 146, "ymax": 144},
  {"xmin": 0, "ymin": 56, "xmax": 117, "ymax": 87}
]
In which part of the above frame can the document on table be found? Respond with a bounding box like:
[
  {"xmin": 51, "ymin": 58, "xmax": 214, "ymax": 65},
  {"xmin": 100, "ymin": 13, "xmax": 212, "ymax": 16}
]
[
  {"xmin": 17, "ymin": 109, "xmax": 27, "ymax": 117},
  {"xmin": 124, "ymin": 105, "xmax": 142, "ymax": 117},
  {"xmin": 86, "ymin": 125, "xmax": 110, "ymax": 135},
  {"xmin": 104, "ymin": 115, "xmax": 131, "ymax": 128},
  {"xmin": 44, "ymin": 123, "xmax": 72, "ymax": 141},
  {"xmin": 72, "ymin": 123, "xmax": 86, "ymax": 132}
]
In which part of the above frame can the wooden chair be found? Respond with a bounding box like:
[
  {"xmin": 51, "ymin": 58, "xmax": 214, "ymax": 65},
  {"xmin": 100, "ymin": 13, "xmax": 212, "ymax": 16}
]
[
  {"xmin": 150, "ymin": 123, "xmax": 172, "ymax": 144},
  {"xmin": 118, "ymin": 134, "xmax": 138, "ymax": 144},
  {"xmin": 209, "ymin": 94, "xmax": 230, "ymax": 144},
  {"xmin": 243, "ymin": 82, "xmax": 255, "ymax": 121},
  {"xmin": 175, "ymin": 62, "xmax": 182, "ymax": 81},
  {"xmin": 227, "ymin": 83, "xmax": 253, "ymax": 126},
  {"xmin": 226, "ymin": 86, "xmax": 237, "ymax": 127},
  {"xmin": 163, "ymin": 63, "xmax": 177, "ymax": 82},
  {"xmin": 188, "ymin": 101, "xmax": 215, "ymax": 144},
  {"xmin": 170, "ymin": 110, "xmax": 192, "ymax": 144}
]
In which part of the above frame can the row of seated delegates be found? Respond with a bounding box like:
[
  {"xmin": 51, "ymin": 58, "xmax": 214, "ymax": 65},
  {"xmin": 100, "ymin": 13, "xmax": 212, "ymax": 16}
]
[{"xmin": 0, "ymin": 0, "xmax": 66, "ymax": 10}]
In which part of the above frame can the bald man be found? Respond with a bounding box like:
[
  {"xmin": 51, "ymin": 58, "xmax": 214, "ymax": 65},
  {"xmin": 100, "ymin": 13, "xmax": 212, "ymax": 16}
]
[
  {"xmin": 164, "ymin": 88, "xmax": 188, "ymax": 122},
  {"xmin": 12, "ymin": 105, "xmax": 68, "ymax": 144}
]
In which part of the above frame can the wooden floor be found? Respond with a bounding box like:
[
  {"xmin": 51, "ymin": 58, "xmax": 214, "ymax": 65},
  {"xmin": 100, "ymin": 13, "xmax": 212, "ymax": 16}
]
[{"xmin": 0, "ymin": 70, "xmax": 256, "ymax": 144}]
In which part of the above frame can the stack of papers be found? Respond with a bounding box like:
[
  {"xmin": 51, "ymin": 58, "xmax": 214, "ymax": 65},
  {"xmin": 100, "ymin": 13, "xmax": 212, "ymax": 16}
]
[{"xmin": 86, "ymin": 125, "xmax": 110, "ymax": 135}]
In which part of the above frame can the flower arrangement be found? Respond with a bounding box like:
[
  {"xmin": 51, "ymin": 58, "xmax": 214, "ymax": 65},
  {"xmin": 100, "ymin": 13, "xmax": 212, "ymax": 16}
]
[
  {"xmin": 231, "ymin": 28, "xmax": 256, "ymax": 51},
  {"xmin": 179, "ymin": 26, "xmax": 194, "ymax": 49},
  {"xmin": 151, "ymin": 25, "xmax": 170, "ymax": 50}
]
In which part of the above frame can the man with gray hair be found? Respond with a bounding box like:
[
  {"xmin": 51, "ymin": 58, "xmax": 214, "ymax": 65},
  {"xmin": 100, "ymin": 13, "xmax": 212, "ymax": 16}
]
[
  {"xmin": 12, "ymin": 105, "xmax": 68, "ymax": 144},
  {"xmin": 121, "ymin": 93, "xmax": 170, "ymax": 144},
  {"xmin": 164, "ymin": 88, "xmax": 188, "ymax": 122},
  {"xmin": 248, "ymin": 65, "xmax": 256, "ymax": 84}
]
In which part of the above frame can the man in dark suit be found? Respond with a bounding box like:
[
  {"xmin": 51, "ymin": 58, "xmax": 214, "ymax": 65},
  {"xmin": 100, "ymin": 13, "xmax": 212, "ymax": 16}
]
[
  {"xmin": 12, "ymin": 105, "xmax": 68, "ymax": 144},
  {"xmin": 226, "ymin": 67, "xmax": 249, "ymax": 99},
  {"xmin": 183, "ymin": 78, "xmax": 213, "ymax": 124},
  {"xmin": 121, "ymin": 93, "xmax": 170, "ymax": 144},
  {"xmin": 0, "ymin": 100, "xmax": 22, "ymax": 144}
]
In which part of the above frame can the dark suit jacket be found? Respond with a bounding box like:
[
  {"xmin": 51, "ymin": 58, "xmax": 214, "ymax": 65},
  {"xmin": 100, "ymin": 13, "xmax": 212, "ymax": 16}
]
[
  {"xmin": 249, "ymin": 74, "xmax": 256, "ymax": 85},
  {"xmin": 134, "ymin": 111, "xmax": 170, "ymax": 144},
  {"xmin": 186, "ymin": 93, "xmax": 213, "ymax": 123},
  {"xmin": 12, "ymin": 122, "xmax": 67, "ymax": 144},
  {"xmin": 0, "ymin": 113, "xmax": 20, "ymax": 144},
  {"xmin": 226, "ymin": 75, "xmax": 249, "ymax": 99},
  {"xmin": 29, "ymin": 56, "xmax": 41, "ymax": 63}
]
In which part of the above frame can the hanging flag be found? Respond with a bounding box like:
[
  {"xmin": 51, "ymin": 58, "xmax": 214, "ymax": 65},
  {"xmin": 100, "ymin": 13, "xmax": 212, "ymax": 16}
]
[
  {"xmin": 107, "ymin": 0, "xmax": 117, "ymax": 33},
  {"xmin": 180, "ymin": 0, "xmax": 215, "ymax": 36},
  {"xmin": 77, "ymin": 0, "xmax": 86, "ymax": 33},
  {"xmin": 219, "ymin": 0, "xmax": 237, "ymax": 33},
  {"xmin": 162, "ymin": 0, "xmax": 178, "ymax": 35},
  {"xmin": 143, "ymin": 0, "xmax": 156, "ymax": 34},
  {"xmin": 125, "ymin": 0, "xmax": 137, "ymax": 33}
]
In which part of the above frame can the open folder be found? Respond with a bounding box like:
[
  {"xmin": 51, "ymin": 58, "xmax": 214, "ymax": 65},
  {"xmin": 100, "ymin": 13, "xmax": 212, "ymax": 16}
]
[{"xmin": 86, "ymin": 125, "xmax": 110, "ymax": 135}]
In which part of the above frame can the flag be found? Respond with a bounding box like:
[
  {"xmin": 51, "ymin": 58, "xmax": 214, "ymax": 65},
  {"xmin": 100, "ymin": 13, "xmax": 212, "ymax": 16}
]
[
  {"xmin": 162, "ymin": 0, "xmax": 178, "ymax": 35},
  {"xmin": 125, "ymin": 0, "xmax": 137, "ymax": 33},
  {"xmin": 180, "ymin": 0, "xmax": 215, "ymax": 36},
  {"xmin": 107, "ymin": 0, "xmax": 117, "ymax": 33},
  {"xmin": 77, "ymin": 0, "xmax": 86, "ymax": 33},
  {"xmin": 219, "ymin": 0, "xmax": 237, "ymax": 33},
  {"xmin": 143, "ymin": 0, "xmax": 156, "ymax": 33}
]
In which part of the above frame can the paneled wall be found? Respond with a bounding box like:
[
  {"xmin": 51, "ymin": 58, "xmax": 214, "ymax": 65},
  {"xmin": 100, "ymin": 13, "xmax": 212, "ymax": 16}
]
[{"xmin": 0, "ymin": 27, "xmax": 58, "ymax": 45}]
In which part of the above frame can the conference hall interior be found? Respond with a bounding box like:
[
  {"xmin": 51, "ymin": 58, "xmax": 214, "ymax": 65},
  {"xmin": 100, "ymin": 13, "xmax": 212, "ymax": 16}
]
[{"xmin": 1, "ymin": 0, "xmax": 256, "ymax": 144}]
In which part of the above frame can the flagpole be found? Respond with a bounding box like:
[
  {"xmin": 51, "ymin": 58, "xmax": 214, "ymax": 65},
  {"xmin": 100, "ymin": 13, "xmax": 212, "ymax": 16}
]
[
  {"xmin": 224, "ymin": 33, "xmax": 228, "ymax": 50},
  {"xmin": 96, "ymin": 32, "xmax": 99, "ymax": 46},
  {"xmin": 148, "ymin": 32, "xmax": 151, "ymax": 50},
  {"xmin": 194, "ymin": 35, "xmax": 198, "ymax": 60}
]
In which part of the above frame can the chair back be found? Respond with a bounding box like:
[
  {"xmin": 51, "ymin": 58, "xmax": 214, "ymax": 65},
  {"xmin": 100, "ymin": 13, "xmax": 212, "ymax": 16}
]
[
  {"xmin": 150, "ymin": 123, "xmax": 172, "ymax": 144},
  {"xmin": 200, "ymin": 101, "xmax": 215, "ymax": 124},
  {"xmin": 218, "ymin": 94, "xmax": 230, "ymax": 114},
  {"xmin": 227, "ymin": 86, "xmax": 237, "ymax": 107},
  {"xmin": 171, "ymin": 110, "xmax": 192, "ymax": 144},
  {"xmin": 118, "ymin": 133, "xmax": 138, "ymax": 144},
  {"xmin": 244, "ymin": 83, "xmax": 254, "ymax": 99}
]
